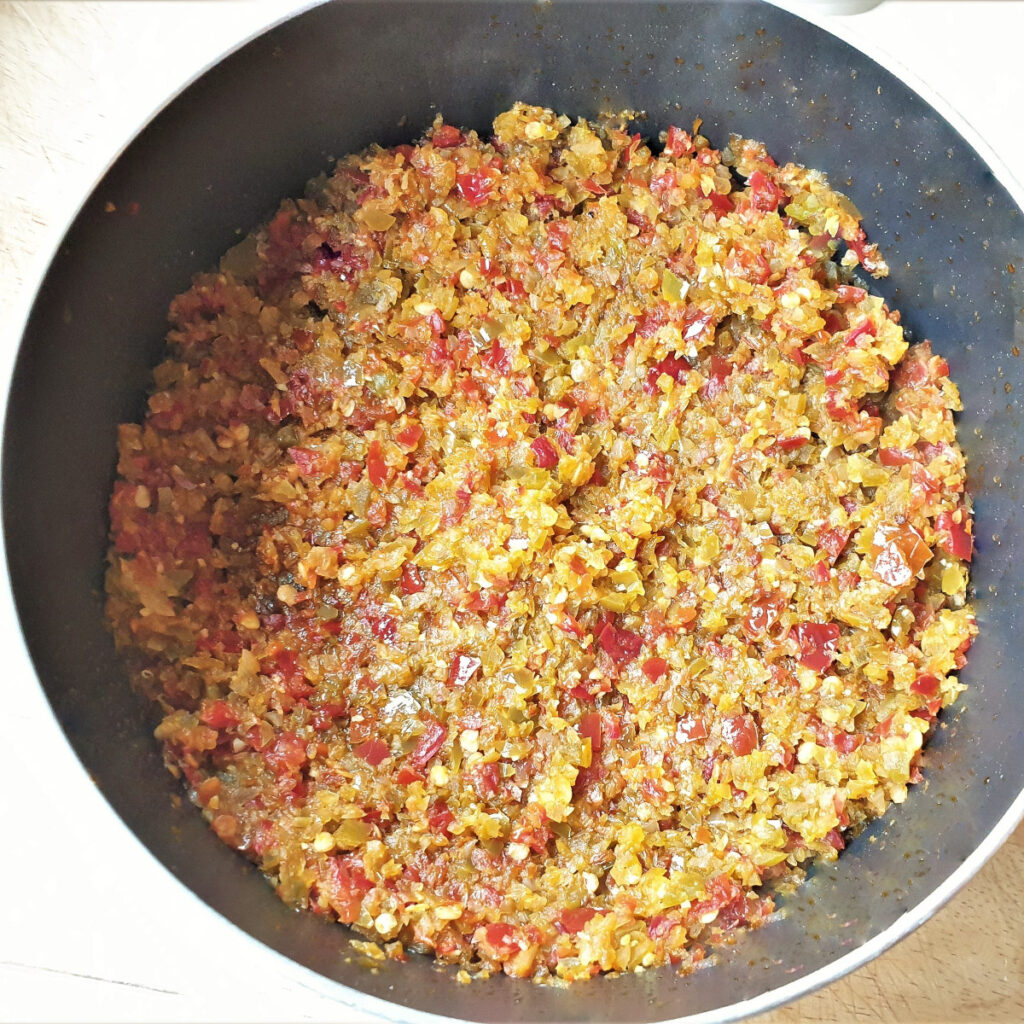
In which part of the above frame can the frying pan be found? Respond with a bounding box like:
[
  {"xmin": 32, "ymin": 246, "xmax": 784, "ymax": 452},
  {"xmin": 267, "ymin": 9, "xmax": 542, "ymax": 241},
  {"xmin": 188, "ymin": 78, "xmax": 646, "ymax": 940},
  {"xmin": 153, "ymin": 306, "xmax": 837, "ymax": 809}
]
[{"xmin": 5, "ymin": 1, "xmax": 1024, "ymax": 1020}]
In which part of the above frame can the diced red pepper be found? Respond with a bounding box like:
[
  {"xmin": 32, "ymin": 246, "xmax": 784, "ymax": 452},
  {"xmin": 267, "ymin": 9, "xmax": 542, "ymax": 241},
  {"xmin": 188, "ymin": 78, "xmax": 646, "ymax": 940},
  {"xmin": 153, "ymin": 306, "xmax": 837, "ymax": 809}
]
[
  {"xmin": 250, "ymin": 820, "xmax": 277, "ymax": 857},
  {"xmin": 199, "ymin": 699, "xmax": 238, "ymax": 730},
  {"xmin": 473, "ymin": 762, "xmax": 501, "ymax": 797},
  {"xmin": 457, "ymin": 168, "xmax": 497, "ymax": 207},
  {"xmin": 480, "ymin": 923, "xmax": 522, "ymax": 958},
  {"xmin": 688, "ymin": 873, "xmax": 749, "ymax": 930},
  {"xmin": 547, "ymin": 219, "xmax": 572, "ymax": 251},
  {"xmin": 396, "ymin": 766, "xmax": 425, "ymax": 785},
  {"xmin": 635, "ymin": 308, "xmax": 668, "ymax": 338},
  {"xmin": 427, "ymin": 800, "xmax": 455, "ymax": 835},
  {"xmin": 708, "ymin": 191, "xmax": 735, "ymax": 218},
  {"xmin": 774, "ymin": 434, "xmax": 808, "ymax": 451},
  {"xmin": 480, "ymin": 337, "xmax": 512, "ymax": 375},
  {"xmin": 366, "ymin": 440, "xmax": 388, "ymax": 488},
  {"xmin": 676, "ymin": 714, "xmax": 708, "ymax": 742},
  {"xmin": 748, "ymin": 170, "xmax": 784, "ymax": 212},
  {"xmin": 465, "ymin": 589, "xmax": 507, "ymax": 614},
  {"xmin": 530, "ymin": 435, "xmax": 559, "ymax": 469},
  {"xmin": 580, "ymin": 177, "xmax": 609, "ymax": 196},
  {"xmin": 640, "ymin": 777, "xmax": 666, "ymax": 802},
  {"xmin": 558, "ymin": 609, "xmax": 587, "ymax": 640},
  {"xmin": 641, "ymin": 657, "xmax": 669, "ymax": 681},
  {"xmin": 432, "ymin": 124, "xmax": 463, "ymax": 148},
  {"xmin": 879, "ymin": 447, "xmax": 916, "ymax": 467},
  {"xmin": 793, "ymin": 622, "xmax": 841, "ymax": 672},
  {"xmin": 396, "ymin": 422, "xmax": 423, "ymax": 450},
  {"xmin": 918, "ymin": 441, "xmax": 948, "ymax": 463},
  {"xmin": 262, "ymin": 648, "xmax": 310, "ymax": 699},
  {"xmin": 311, "ymin": 701, "xmax": 348, "ymax": 732},
  {"xmin": 817, "ymin": 527, "xmax": 851, "ymax": 565},
  {"xmin": 684, "ymin": 308, "xmax": 715, "ymax": 341},
  {"xmin": 288, "ymin": 446, "xmax": 322, "ymax": 475},
  {"xmin": 595, "ymin": 619, "xmax": 644, "ymax": 665},
  {"xmin": 408, "ymin": 718, "xmax": 446, "ymax": 770},
  {"xmin": 400, "ymin": 562, "xmax": 425, "ymax": 595},
  {"xmin": 651, "ymin": 170, "xmax": 678, "ymax": 196},
  {"xmin": 556, "ymin": 907, "xmax": 597, "ymax": 934},
  {"xmin": 816, "ymin": 722, "xmax": 864, "ymax": 754},
  {"xmin": 643, "ymin": 353, "xmax": 691, "ymax": 395},
  {"xmin": 845, "ymin": 321, "xmax": 876, "ymax": 347},
  {"xmin": 835, "ymin": 284, "xmax": 867, "ymax": 304},
  {"xmin": 664, "ymin": 125, "xmax": 693, "ymax": 159},
  {"xmin": 264, "ymin": 730, "xmax": 308, "ymax": 773},
  {"xmin": 742, "ymin": 592, "xmax": 785, "ymax": 638},
  {"xmin": 647, "ymin": 913, "xmax": 677, "ymax": 939},
  {"xmin": 309, "ymin": 242, "xmax": 368, "ymax": 281},
  {"xmin": 722, "ymin": 714, "xmax": 758, "ymax": 756},
  {"xmin": 910, "ymin": 673, "xmax": 941, "ymax": 697},
  {"xmin": 825, "ymin": 829, "xmax": 846, "ymax": 851},
  {"xmin": 319, "ymin": 856, "xmax": 373, "ymax": 923},
  {"xmin": 354, "ymin": 738, "xmax": 390, "ymax": 766},
  {"xmin": 510, "ymin": 824, "xmax": 551, "ymax": 855},
  {"xmin": 578, "ymin": 711, "xmax": 603, "ymax": 753},
  {"xmin": 701, "ymin": 354, "xmax": 733, "ymax": 400},
  {"xmin": 447, "ymin": 652, "xmax": 482, "ymax": 687},
  {"xmin": 934, "ymin": 510, "xmax": 973, "ymax": 561},
  {"xmin": 366, "ymin": 613, "xmax": 397, "ymax": 643}
]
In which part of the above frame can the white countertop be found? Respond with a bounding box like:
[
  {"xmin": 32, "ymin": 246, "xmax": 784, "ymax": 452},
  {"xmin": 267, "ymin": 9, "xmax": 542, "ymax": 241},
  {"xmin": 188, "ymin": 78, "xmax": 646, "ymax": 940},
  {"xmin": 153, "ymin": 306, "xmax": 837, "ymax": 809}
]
[{"xmin": 2, "ymin": 3, "xmax": 1023, "ymax": 1022}]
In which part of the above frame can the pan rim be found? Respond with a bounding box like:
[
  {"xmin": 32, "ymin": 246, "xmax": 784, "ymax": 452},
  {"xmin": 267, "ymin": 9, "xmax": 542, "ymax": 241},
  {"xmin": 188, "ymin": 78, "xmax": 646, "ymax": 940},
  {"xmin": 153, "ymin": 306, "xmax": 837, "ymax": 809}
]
[{"xmin": 3, "ymin": 2, "xmax": 1023, "ymax": 1021}]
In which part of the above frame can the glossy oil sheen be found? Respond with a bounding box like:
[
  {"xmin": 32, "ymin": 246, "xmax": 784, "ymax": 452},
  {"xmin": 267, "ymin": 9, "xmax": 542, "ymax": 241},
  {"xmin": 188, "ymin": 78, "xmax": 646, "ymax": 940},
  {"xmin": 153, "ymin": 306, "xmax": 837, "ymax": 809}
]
[{"xmin": 4, "ymin": 2, "xmax": 1024, "ymax": 1020}]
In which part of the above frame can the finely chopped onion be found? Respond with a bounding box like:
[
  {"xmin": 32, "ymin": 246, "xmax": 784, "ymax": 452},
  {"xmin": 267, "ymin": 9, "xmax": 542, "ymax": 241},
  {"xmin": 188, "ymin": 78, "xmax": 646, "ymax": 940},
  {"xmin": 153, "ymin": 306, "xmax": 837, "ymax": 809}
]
[{"xmin": 106, "ymin": 103, "xmax": 975, "ymax": 982}]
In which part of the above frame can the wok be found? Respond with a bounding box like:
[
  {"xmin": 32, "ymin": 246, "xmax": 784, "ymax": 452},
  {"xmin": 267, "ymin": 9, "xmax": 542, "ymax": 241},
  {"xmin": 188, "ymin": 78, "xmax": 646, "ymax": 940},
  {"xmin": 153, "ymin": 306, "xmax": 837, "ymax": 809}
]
[{"xmin": 5, "ymin": 1, "xmax": 1024, "ymax": 1020}]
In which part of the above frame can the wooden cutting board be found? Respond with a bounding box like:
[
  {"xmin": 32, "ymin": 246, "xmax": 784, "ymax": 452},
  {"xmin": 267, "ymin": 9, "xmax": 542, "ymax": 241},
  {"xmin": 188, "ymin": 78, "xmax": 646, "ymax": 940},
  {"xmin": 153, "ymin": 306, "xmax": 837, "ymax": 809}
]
[{"xmin": 757, "ymin": 824, "xmax": 1024, "ymax": 1023}]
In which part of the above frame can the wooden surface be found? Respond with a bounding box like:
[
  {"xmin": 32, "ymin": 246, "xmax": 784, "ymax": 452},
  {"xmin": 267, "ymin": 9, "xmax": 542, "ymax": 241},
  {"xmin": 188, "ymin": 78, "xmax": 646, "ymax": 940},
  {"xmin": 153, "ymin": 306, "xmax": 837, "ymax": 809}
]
[{"xmin": 1, "ymin": 3, "xmax": 1023, "ymax": 1022}]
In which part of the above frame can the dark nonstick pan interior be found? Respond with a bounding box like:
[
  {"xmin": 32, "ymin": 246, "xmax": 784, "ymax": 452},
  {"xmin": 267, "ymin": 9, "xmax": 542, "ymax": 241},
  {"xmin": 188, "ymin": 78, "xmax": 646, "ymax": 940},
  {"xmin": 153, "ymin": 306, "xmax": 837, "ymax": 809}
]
[{"xmin": 5, "ymin": 2, "xmax": 1024, "ymax": 1020}]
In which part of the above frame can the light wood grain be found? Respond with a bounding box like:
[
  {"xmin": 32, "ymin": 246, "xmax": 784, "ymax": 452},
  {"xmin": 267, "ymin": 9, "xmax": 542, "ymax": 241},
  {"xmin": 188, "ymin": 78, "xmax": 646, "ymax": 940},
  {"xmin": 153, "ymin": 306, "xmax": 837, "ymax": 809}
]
[
  {"xmin": 755, "ymin": 826, "xmax": 1024, "ymax": 1024},
  {"xmin": 1, "ymin": 3, "xmax": 1023, "ymax": 1022}
]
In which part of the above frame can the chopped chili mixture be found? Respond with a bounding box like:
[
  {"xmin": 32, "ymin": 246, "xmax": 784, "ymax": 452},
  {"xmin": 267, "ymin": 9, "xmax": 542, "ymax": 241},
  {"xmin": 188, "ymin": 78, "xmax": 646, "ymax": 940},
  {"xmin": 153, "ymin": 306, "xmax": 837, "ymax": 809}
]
[{"xmin": 106, "ymin": 104, "xmax": 976, "ymax": 982}]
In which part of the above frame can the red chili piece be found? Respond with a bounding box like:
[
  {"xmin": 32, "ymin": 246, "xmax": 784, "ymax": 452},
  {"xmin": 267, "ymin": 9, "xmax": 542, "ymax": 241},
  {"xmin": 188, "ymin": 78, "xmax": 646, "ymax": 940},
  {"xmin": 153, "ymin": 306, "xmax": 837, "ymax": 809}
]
[
  {"xmin": 432, "ymin": 124, "xmax": 463, "ymax": 148},
  {"xmin": 447, "ymin": 653, "xmax": 482, "ymax": 687},
  {"xmin": 748, "ymin": 170, "xmax": 785, "ymax": 212},
  {"xmin": 556, "ymin": 907, "xmax": 597, "ymax": 934},
  {"xmin": 396, "ymin": 423, "xmax": 423, "ymax": 450},
  {"xmin": 643, "ymin": 353, "xmax": 691, "ymax": 395},
  {"xmin": 793, "ymin": 622, "xmax": 841, "ymax": 671},
  {"xmin": 354, "ymin": 738, "xmax": 390, "ymax": 766},
  {"xmin": 663, "ymin": 126, "xmax": 693, "ymax": 158},
  {"xmin": 199, "ymin": 699, "xmax": 237, "ymax": 730},
  {"xmin": 578, "ymin": 711, "xmax": 603, "ymax": 753},
  {"xmin": 641, "ymin": 657, "xmax": 669, "ymax": 681},
  {"xmin": 818, "ymin": 527, "xmax": 851, "ymax": 565},
  {"xmin": 934, "ymin": 510, "xmax": 973, "ymax": 561},
  {"xmin": 910, "ymin": 674, "xmax": 941, "ymax": 697},
  {"xmin": 708, "ymin": 191, "xmax": 734, "ymax": 217},
  {"xmin": 366, "ymin": 440, "xmax": 388, "ymax": 489},
  {"xmin": 530, "ymin": 435, "xmax": 559, "ymax": 469},
  {"xmin": 456, "ymin": 169, "xmax": 496, "ymax": 207},
  {"xmin": 676, "ymin": 715, "xmax": 708, "ymax": 743},
  {"xmin": 722, "ymin": 714, "xmax": 758, "ymax": 756},
  {"xmin": 400, "ymin": 563, "xmax": 425, "ymax": 594},
  {"xmin": 595, "ymin": 618, "xmax": 644, "ymax": 665}
]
